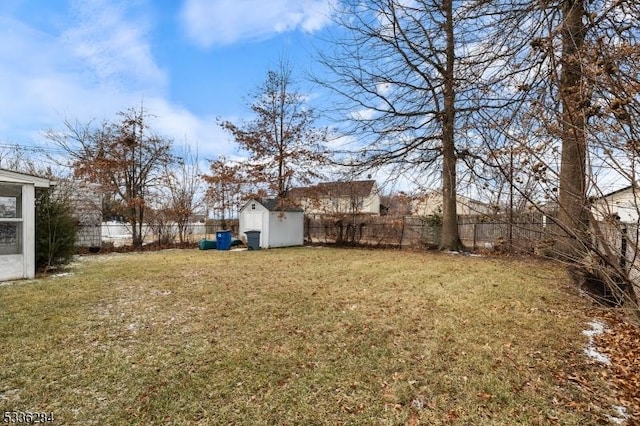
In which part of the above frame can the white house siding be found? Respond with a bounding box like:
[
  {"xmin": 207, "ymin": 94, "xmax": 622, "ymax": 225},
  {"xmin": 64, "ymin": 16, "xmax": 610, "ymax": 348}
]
[
  {"xmin": 411, "ymin": 193, "xmax": 492, "ymax": 217},
  {"xmin": 592, "ymin": 187, "xmax": 640, "ymax": 223},
  {"xmin": 290, "ymin": 180, "xmax": 381, "ymax": 216},
  {"xmin": 0, "ymin": 182, "xmax": 34, "ymax": 281},
  {"xmin": 364, "ymin": 193, "xmax": 381, "ymax": 214},
  {"xmin": 22, "ymin": 184, "xmax": 35, "ymax": 279},
  {"xmin": 0, "ymin": 255, "xmax": 25, "ymax": 282},
  {"xmin": 590, "ymin": 186, "xmax": 640, "ymax": 300},
  {"xmin": 0, "ymin": 170, "xmax": 50, "ymax": 281},
  {"xmin": 301, "ymin": 194, "xmax": 380, "ymax": 216}
]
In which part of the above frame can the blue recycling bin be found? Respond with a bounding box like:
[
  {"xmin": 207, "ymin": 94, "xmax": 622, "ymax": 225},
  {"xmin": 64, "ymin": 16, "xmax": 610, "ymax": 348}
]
[{"xmin": 216, "ymin": 230, "xmax": 232, "ymax": 250}]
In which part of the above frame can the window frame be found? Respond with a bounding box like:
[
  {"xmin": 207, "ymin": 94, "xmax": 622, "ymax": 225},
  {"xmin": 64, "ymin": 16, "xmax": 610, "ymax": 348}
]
[{"xmin": 0, "ymin": 185, "xmax": 24, "ymax": 255}]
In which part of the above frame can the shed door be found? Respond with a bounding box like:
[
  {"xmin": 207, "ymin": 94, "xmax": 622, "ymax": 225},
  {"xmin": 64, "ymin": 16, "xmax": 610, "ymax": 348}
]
[{"xmin": 245, "ymin": 212, "xmax": 263, "ymax": 231}]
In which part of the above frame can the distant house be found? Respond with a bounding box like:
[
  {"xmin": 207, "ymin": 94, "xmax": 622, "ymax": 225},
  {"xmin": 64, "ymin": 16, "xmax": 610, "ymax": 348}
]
[
  {"xmin": 411, "ymin": 191, "xmax": 494, "ymax": 217},
  {"xmin": 591, "ymin": 185, "xmax": 640, "ymax": 223},
  {"xmin": 238, "ymin": 198, "xmax": 304, "ymax": 249},
  {"xmin": 0, "ymin": 169, "xmax": 52, "ymax": 281},
  {"xmin": 288, "ymin": 180, "xmax": 381, "ymax": 217}
]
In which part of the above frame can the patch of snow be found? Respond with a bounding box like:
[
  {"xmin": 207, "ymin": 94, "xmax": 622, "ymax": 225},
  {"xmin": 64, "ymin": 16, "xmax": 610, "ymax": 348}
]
[
  {"xmin": 52, "ymin": 272, "xmax": 74, "ymax": 278},
  {"xmin": 582, "ymin": 321, "xmax": 611, "ymax": 365},
  {"xmin": 583, "ymin": 347, "xmax": 611, "ymax": 365},
  {"xmin": 606, "ymin": 405, "xmax": 628, "ymax": 425},
  {"xmin": 446, "ymin": 250, "xmax": 483, "ymax": 257},
  {"xmin": 583, "ymin": 320, "xmax": 606, "ymax": 337}
]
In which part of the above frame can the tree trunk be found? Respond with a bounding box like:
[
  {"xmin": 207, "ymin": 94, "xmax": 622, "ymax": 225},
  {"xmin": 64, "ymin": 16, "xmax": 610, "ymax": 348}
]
[
  {"xmin": 556, "ymin": 0, "xmax": 588, "ymax": 260},
  {"xmin": 130, "ymin": 202, "xmax": 145, "ymax": 248},
  {"xmin": 440, "ymin": 0, "xmax": 462, "ymax": 251}
]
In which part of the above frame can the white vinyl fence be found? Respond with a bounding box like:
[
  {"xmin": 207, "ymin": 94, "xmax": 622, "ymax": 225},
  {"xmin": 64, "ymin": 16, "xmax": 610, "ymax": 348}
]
[{"xmin": 100, "ymin": 221, "xmax": 208, "ymax": 247}]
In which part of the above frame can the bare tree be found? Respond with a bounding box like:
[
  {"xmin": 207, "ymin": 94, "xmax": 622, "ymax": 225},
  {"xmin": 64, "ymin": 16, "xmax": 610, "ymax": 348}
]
[
  {"xmin": 0, "ymin": 144, "xmax": 43, "ymax": 175},
  {"xmin": 552, "ymin": 0, "xmax": 589, "ymax": 257},
  {"xmin": 46, "ymin": 105, "xmax": 174, "ymax": 248},
  {"xmin": 468, "ymin": 1, "xmax": 640, "ymax": 312},
  {"xmin": 202, "ymin": 156, "xmax": 245, "ymax": 229},
  {"xmin": 381, "ymin": 191, "xmax": 412, "ymax": 217},
  {"xmin": 160, "ymin": 145, "xmax": 203, "ymax": 244},
  {"xmin": 314, "ymin": 0, "xmax": 495, "ymax": 250},
  {"xmin": 219, "ymin": 59, "xmax": 328, "ymax": 199}
]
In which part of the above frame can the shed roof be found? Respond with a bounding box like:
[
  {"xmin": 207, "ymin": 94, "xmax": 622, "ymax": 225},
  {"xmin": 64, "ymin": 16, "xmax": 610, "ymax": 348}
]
[
  {"xmin": 243, "ymin": 198, "xmax": 304, "ymax": 213},
  {"xmin": 0, "ymin": 168, "xmax": 53, "ymax": 188}
]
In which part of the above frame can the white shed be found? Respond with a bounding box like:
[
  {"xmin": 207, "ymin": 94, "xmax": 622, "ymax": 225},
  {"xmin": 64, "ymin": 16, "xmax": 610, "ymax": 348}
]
[
  {"xmin": 0, "ymin": 169, "xmax": 52, "ymax": 281},
  {"xmin": 239, "ymin": 198, "xmax": 304, "ymax": 248}
]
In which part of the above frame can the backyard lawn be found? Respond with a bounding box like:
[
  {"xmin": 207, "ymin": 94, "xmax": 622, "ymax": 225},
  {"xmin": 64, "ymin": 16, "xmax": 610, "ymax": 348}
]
[{"xmin": 0, "ymin": 247, "xmax": 628, "ymax": 424}]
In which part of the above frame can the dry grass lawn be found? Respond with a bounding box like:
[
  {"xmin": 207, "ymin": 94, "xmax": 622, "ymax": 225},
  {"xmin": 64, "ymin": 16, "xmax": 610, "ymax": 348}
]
[{"xmin": 0, "ymin": 247, "xmax": 621, "ymax": 424}]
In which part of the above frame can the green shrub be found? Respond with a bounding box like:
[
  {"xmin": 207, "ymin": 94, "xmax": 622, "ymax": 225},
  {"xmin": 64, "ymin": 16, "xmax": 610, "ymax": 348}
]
[{"xmin": 35, "ymin": 187, "xmax": 77, "ymax": 271}]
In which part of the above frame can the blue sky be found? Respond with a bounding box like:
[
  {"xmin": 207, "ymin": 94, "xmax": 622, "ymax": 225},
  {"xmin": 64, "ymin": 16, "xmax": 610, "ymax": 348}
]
[{"xmin": 0, "ymin": 0, "xmax": 338, "ymax": 161}]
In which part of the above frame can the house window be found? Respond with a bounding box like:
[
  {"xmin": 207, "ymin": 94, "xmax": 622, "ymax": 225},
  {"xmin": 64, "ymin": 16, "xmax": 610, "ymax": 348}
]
[
  {"xmin": 251, "ymin": 203, "xmax": 256, "ymax": 210},
  {"xmin": 0, "ymin": 185, "xmax": 23, "ymax": 255}
]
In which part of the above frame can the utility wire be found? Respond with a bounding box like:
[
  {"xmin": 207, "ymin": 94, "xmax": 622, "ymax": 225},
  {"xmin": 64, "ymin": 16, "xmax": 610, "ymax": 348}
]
[{"xmin": 0, "ymin": 142, "xmax": 67, "ymax": 155}]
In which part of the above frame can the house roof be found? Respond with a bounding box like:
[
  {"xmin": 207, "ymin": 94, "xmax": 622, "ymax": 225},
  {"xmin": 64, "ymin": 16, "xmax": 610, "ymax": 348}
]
[
  {"xmin": 595, "ymin": 184, "xmax": 635, "ymax": 199},
  {"xmin": 0, "ymin": 168, "xmax": 53, "ymax": 188},
  {"xmin": 289, "ymin": 180, "xmax": 377, "ymax": 199},
  {"xmin": 243, "ymin": 198, "xmax": 304, "ymax": 213}
]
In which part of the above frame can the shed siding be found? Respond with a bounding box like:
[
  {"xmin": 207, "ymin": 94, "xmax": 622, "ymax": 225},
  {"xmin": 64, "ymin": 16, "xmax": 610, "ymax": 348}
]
[
  {"xmin": 239, "ymin": 199, "xmax": 303, "ymax": 248},
  {"xmin": 267, "ymin": 212, "xmax": 304, "ymax": 248}
]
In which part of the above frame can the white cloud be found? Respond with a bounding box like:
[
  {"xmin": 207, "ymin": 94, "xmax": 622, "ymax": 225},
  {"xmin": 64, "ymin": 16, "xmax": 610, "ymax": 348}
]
[
  {"xmin": 180, "ymin": 0, "xmax": 337, "ymax": 47},
  {"xmin": 143, "ymin": 98, "xmax": 237, "ymax": 159},
  {"xmin": 62, "ymin": 0, "xmax": 167, "ymax": 91},
  {"xmin": 348, "ymin": 108, "xmax": 377, "ymax": 121},
  {"xmin": 0, "ymin": 1, "xmax": 166, "ymax": 139},
  {"xmin": 376, "ymin": 82, "xmax": 392, "ymax": 96},
  {"xmin": 0, "ymin": 1, "xmax": 232, "ymax": 159}
]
